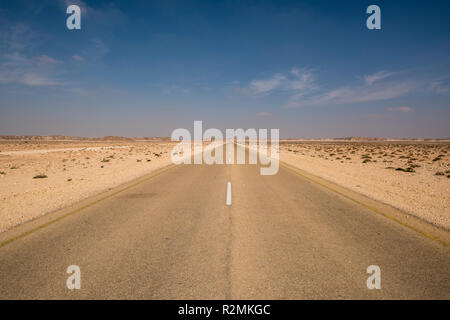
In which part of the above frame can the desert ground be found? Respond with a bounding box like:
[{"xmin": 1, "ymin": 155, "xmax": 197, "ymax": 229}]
[
  {"xmin": 0, "ymin": 138, "xmax": 176, "ymax": 233},
  {"xmin": 0, "ymin": 137, "xmax": 449, "ymax": 233},
  {"xmin": 279, "ymin": 140, "xmax": 450, "ymax": 230}
]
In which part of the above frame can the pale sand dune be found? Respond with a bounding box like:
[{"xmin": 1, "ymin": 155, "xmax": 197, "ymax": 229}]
[{"xmin": 280, "ymin": 142, "xmax": 450, "ymax": 230}]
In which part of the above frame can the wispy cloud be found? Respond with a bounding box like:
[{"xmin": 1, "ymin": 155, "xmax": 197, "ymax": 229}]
[
  {"xmin": 285, "ymin": 69, "xmax": 421, "ymax": 108},
  {"xmin": 81, "ymin": 39, "xmax": 110, "ymax": 61},
  {"xmin": 429, "ymin": 80, "xmax": 449, "ymax": 94},
  {"xmin": 0, "ymin": 52, "xmax": 64, "ymax": 87},
  {"xmin": 250, "ymin": 74, "xmax": 286, "ymax": 94},
  {"xmin": 364, "ymin": 71, "xmax": 393, "ymax": 86},
  {"xmin": 0, "ymin": 2, "xmax": 118, "ymax": 89},
  {"xmin": 239, "ymin": 68, "xmax": 431, "ymax": 109},
  {"xmin": 37, "ymin": 55, "xmax": 63, "ymax": 65},
  {"xmin": 20, "ymin": 73, "xmax": 61, "ymax": 86},
  {"xmin": 0, "ymin": 23, "xmax": 38, "ymax": 52},
  {"xmin": 240, "ymin": 68, "xmax": 318, "ymax": 96},
  {"xmin": 257, "ymin": 111, "xmax": 271, "ymax": 116},
  {"xmin": 162, "ymin": 84, "xmax": 191, "ymax": 95},
  {"xmin": 71, "ymin": 54, "xmax": 85, "ymax": 62},
  {"xmin": 287, "ymin": 81, "xmax": 418, "ymax": 108},
  {"xmin": 387, "ymin": 106, "xmax": 414, "ymax": 113},
  {"xmin": 0, "ymin": 22, "xmax": 64, "ymax": 87}
]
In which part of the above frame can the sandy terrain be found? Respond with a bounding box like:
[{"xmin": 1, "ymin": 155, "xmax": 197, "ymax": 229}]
[
  {"xmin": 280, "ymin": 141, "xmax": 450, "ymax": 230},
  {"xmin": 1, "ymin": 138, "xmax": 449, "ymax": 233},
  {"xmin": 0, "ymin": 140, "xmax": 176, "ymax": 233}
]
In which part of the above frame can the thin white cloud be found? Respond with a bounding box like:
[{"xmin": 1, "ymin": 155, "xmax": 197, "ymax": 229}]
[
  {"xmin": 257, "ymin": 111, "xmax": 271, "ymax": 116},
  {"xmin": 286, "ymin": 82, "xmax": 418, "ymax": 108},
  {"xmin": 286, "ymin": 70, "xmax": 418, "ymax": 108},
  {"xmin": 0, "ymin": 24, "xmax": 64, "ymax": 87},
  {"xmin": 240, "ymin": 68, "xmax": 426, "ymax": 109},
  {"xmin": 242, "ymin": 68, "xmax": 318, "ymax": 96},
  {"xmin": 81, "ymin": 39, "xmax": 110, "ymax": 61},
  {"xmin": 162, "ymin": 84, "xmax": 191, "ymax": 95},
  {"xmin": 20, "ymin": 73, "xmax": 61, "ymax": 86},
  {"xmin": 0, "ymin": 23, "xmax": 38, "ymax": 52},
  {"xmin": 387, "ymin": 106, "xmax": 414, "ymax": 113},
  {"xmin": 37, "ymin": 55, "xmax": 63, "ymax": 65},
  {"xmin": 288, "ymin": 68, "xmax": 318, "ymax": 91},
  {"xmin": 71, "ymin": 54, "xmax": 85, "ymax": 62},
  {"xmin": 250, "ymin": 74, "xmax": 286, "ymax": 94},
  {"xmin": 364, "ymin": 71, "xmax": 393, "ymax": 86},
  {"xmin": 0, "ymin": 54, "xmax": 64, "ymax": 86},
  {"xmin": 1, "ymin": 52, "xmax": 30, "ymax": 67},
  {"xmin": 430, "ymin": 81, "xmax": 449, "ymax": 94}
]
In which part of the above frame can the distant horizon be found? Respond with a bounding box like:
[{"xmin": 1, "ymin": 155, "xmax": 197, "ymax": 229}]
[{"xmin": 1, "ymin": 134, "xmax": 449, "ymax": 141}]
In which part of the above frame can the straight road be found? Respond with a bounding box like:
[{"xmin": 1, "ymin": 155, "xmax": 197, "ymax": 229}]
[{"xmin": 0, "ymin": 143, "xmax": 448, "ymax": 299}]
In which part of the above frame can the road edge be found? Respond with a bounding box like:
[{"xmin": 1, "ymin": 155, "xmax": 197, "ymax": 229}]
[
  {"xmin": 0, "ymin": 163, "xmax": 180, "ymax": 248},
  {"xmin": 280, "ymin": 161, "xmax": 450, "ymax": 248}
]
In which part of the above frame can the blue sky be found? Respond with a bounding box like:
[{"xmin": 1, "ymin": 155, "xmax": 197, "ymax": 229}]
[{"xmin": 0, "ymin": 0, "xmax": 449, "ymax": 138}]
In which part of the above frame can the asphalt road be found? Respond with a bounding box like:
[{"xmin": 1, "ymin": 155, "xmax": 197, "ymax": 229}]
[{"xmin": 0, "ymin": 143, "xmax": 448, "ymax": 299}]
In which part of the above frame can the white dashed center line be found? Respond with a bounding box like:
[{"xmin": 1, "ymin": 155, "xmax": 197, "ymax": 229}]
[{"xmin": 226, "ymin": 181, "xmax": 232, "ymax": 206}]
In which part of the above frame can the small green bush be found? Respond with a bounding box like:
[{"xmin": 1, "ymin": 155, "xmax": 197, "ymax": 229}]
[
  {"xmin": 395, "ymin": 167, "xmax": 415, "ymax": 173},
  {"xmin": 33, "ymin": 174, "xmax": 48, "ymax": 179}
]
